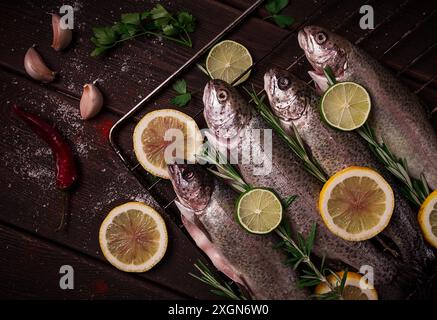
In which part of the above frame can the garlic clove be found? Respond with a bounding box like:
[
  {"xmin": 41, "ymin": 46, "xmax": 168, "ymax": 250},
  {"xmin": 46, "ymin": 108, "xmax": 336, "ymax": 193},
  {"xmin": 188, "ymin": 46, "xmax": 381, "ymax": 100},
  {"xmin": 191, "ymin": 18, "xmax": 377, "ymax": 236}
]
[
  {"xmin": 51, "ymin": 14, "xmax": 72, "ymax": 51},
  {"xmin": 80, "ymin": 83, "xmax": 104, "ymax": 120},
  {"xmin": 24, "ymin": 46, "xmax": 56, "ymax": 83}
]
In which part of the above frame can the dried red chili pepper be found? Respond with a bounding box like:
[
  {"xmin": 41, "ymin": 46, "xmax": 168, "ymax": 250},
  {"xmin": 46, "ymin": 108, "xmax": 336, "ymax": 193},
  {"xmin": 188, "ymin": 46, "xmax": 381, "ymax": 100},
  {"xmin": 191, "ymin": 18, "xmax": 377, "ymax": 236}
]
[{"xmin": 12, "ymin": 105, "xmax": 78, "ymax": 230}]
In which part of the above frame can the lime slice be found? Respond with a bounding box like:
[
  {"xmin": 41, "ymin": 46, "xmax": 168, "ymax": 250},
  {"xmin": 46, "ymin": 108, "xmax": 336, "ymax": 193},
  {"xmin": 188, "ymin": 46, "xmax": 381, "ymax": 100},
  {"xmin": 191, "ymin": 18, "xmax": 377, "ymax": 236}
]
[
  {"xmin": 318, "ymin": 166, "xmax": 394, "ymax": 241},
  {"xmin": 206, "ymin": 40, "xmax": 252, "ymax": 86},
  {"xmin": 99, "ymin": 202, "xmax": 168, "ymax": 272},
  {"xmin": 321, "ymin": 82, "xmax": 371, "ymax": 131},
  {"xmin": 236, "ymin": 188, "xmax": 282, "ymax": 234}
]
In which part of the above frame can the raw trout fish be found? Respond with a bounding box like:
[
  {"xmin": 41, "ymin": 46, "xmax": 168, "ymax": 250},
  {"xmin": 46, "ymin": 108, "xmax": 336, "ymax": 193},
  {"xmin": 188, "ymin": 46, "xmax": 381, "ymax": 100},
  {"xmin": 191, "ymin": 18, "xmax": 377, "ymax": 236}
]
[
  {"xmin": 298, "ymin": 25, "xmax": 437, "ymax": 190},
  {"xmin": 264, "ymin": 68, "xmax": 435, "ymax": 270},
  {"xmin": 203, "ymin": 79, "xmax": 409, "ymax": 299},
  {"xmin": 168, "ymin": 163, "xmax": 308, "ymax": 300}
]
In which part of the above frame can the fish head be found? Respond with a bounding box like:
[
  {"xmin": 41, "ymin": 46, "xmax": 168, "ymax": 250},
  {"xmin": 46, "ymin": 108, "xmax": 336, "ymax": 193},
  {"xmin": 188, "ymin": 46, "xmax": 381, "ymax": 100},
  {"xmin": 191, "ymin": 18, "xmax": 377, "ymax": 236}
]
[
  {"xmin": 264, "ymin": 68, "xmax": 310, "ymax": 122},
  {"xmin": 168, "ymin": 163, "xmax": 214, "ymax": 211},
  {"xmin": 203, "ymin": 79, "xmax": 251, "ymax": 140},
  {"xmin": 298, "ymin": 25, "xmax": 350, "ymax": 78}
]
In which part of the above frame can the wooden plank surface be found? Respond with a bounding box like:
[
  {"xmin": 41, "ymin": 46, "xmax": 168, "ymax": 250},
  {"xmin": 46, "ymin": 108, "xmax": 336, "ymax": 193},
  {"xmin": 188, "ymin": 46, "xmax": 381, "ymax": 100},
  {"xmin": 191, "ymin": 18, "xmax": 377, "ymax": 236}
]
[
  {"xmin": 0, "ymin": 223, "xmax": 183, "ymax": 299},
  {"xmin": 1, "ymin": 0, "xmax": 436, "ymax": 299},
  {"xmin": 0, "ymin": 70, "xmax": 218, "ymax": 299}
]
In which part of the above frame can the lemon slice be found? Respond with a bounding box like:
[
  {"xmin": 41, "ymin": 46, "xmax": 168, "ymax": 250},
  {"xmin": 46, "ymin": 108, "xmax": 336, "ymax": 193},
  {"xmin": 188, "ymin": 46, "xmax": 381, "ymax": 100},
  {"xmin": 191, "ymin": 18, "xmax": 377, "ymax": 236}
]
[
  {"xmin": 99, "ymin": 202, "xmax": 168, "ymax": 272},
  {"xmin": 321, "ymin": 82, "xmax": 371, "ymax": 131},
  {"xmin": 318, "ymin": 166, "xmax": 394, "ymax": 241},
  {"xmin": 206, "ymin": 40, "xmax": 252, "ymax": 86},
  {"xmin": 314, "ymin": 271, "xmax": 378, "ymax": 300},
  {"xmin": 133, "ymin": 109, "xmax": 203, "ymax": 179},
  {"xmin": 236, "ymin": 188, "xmax": 282, "ymax": 234},
  {"xmin": 418, "ymin": 190, "xmax": 437, "ymax": 249}
]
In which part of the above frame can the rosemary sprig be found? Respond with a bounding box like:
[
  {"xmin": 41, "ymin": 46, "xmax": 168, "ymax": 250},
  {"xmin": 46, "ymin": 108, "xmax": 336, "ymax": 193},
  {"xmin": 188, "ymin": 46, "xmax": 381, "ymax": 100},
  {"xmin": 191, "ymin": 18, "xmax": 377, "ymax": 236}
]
[
  {"xmin": 323, "ymin": 67, "xmax": 430, "ymax": 207},
  {"xmin": 357, "ymin": 123, "xmax": 429, "ymax": 206},
  {"xmin": 190, "ymin": 260, "xmax": 247, "ymax": 300},
  {"xmin": 196, "ymin": 143, "xmax": 346, "ymax": 299},
  {"xmin": 196, "ymin": 142, "xmax": 251, "ymax": 193},
  {"xmin": 245, "ymin": 86, "xmax": 328, "ymax": 183},
  {"xmin": 275, "ymin": 220, "xmax": 347, "ymax": 300}
]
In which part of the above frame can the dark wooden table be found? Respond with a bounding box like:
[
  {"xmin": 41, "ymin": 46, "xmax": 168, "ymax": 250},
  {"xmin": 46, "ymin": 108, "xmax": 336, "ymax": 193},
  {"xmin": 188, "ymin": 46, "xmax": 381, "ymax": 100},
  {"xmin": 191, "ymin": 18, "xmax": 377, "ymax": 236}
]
[{"xmin": 1, "ymin": 0, "xmax": 436, "ymax": 299}]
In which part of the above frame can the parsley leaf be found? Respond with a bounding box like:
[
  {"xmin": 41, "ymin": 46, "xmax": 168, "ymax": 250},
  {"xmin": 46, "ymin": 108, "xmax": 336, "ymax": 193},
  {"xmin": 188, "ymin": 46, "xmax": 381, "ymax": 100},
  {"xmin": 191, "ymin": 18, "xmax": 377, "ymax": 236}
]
[
  {"xmin": 177, "ymin": 11, "xmax": 196, "ymax": 33},
  {"xmin": 90, "ymin": 4, "xmax": 196, "ymax": 56},
  {"xmin": 171, "ymin": 93, "xmax": 192, "ymax": 107},
  {"xmin": 150, "ymin": 4, "xmax": 170, "ymax": 20},
  {"xmin": 273, "ymin": 15, "xmax": 295, "ymax": 28},
  {"xmin": 265, "ymin": 0, "xmax": 288, "ymax": 15},
  {"xmin": 121, "ymin": 13, "xmax": 141, "ymax": 25},
  {"xmin": 171, "ymin": 79, "xmax": 191, "ymax": 107},
  {"xmin": 264, "ymin": 0, "xmax": 295, "ymax": 28},
  {"xmin": 173, "ymin": 79, "xmax": 187, "ymax": 94}
]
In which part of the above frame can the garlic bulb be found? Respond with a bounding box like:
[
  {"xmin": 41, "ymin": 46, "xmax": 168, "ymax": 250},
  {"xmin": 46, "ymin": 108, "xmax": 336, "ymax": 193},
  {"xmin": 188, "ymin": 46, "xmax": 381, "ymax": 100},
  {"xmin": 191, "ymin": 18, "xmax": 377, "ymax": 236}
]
[
  {"xmin": 24, "ymin": 46, "xmax": 56, "ymax": 83},
  {"xmin": 51, "ymin": 14, "xmax": 72, "ymax": 51},
  {"xmin": 80, "ymin": 83, "xmax": 104, "ymax": 120}
]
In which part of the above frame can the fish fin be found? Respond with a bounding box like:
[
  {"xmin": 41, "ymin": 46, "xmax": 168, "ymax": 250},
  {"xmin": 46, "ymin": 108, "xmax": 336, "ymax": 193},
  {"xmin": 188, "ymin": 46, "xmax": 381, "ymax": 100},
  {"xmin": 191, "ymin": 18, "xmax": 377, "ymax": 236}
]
[
  {"xmin": 175, "ymin": 200, "xmax": 196, "ymax": 224},
  {"xmin": 308, "ymin": 71, "xmax": 330, "ymax": 93},
  {"xmin": 181, "ymin": 215, "xmax": 244, "ymax": 286},
  {"xmin": 175, "ymin": 200, "xmax": 213, "ymax": 242}
]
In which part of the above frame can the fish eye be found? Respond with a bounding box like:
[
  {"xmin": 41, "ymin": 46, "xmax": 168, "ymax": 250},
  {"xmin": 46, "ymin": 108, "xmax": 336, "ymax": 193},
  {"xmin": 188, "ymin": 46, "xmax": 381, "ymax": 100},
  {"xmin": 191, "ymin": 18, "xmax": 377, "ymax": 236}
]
[
  {"xmin": 278, "ymin": 77, "xmax": 291, "ymax": 90},
  {"xmin": 315, "ymin": 32, "xmax": 327, "ymax": 44},
  {"xmin": 182, "ymin": 169, "xmax": 194, "ymax": 181},
  {"xmin": 217, "ymin": 89, "xmax": 228, "ymax": 102}
]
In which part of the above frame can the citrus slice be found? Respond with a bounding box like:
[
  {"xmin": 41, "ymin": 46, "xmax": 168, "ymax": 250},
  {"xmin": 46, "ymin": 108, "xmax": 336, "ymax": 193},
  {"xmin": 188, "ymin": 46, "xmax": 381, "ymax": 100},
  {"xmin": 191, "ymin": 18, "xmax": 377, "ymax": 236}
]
[
  {"xmin": 314, "ymin": 271, "xmax": 378, "ymax": 300},
  {"xmin": 236, "ymin": 188, "xmax": 282, "ymax": 234},
  {"xmin": 133, "ymin": 109, "xmax": 203, "ymax": 179},
  {"xmin": 418, "ymin": 190, "xmax": 437, "ymax": 249},
  {"xmin": 318, "ymin": 166, "xmax": 394, "ymax": 241},
  {"xmin": 99, "ymin": 202, "xmax": 168, "ymax": 272},
  {"xmin": 206, "ymin": 40, "xmax": 252, "ymax": 86},
  {"xmin": 321, "ymin": 82, "xmax": 371, "ymax": 131}
]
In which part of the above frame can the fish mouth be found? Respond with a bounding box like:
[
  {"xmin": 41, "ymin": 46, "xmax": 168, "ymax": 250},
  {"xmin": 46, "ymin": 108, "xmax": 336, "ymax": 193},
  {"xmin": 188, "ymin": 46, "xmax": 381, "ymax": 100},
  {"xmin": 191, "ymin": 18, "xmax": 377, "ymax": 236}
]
[{"xmin": 298, "ymin": 28, "xmax": 312, "ymax": 53}]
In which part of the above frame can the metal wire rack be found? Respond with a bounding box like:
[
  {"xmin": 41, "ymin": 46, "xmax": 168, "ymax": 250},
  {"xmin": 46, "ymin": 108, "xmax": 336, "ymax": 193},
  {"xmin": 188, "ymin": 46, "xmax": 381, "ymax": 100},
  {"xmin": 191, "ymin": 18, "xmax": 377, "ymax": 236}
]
[{"xmin": 109, "ymin": 0, "xmax": 437, "ymax": 215}]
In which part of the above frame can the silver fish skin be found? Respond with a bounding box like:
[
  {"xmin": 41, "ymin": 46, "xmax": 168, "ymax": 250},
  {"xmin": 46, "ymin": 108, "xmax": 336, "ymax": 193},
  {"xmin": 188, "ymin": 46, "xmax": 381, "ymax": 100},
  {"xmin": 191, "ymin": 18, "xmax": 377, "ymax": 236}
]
[
  {"xmin": 264, "ymin": 68, "xmax": 435, "ymax": 270},
  {"xmin": 203, "ymin": 79, "xmax": 408, "ymax": 299},
  {"xmin": 168, "ymin": 163, "xmax": 308, "ymax": 300},
  {"xmin": 298, "ymin": 25, "xmax": 437, "ymax": 190}
]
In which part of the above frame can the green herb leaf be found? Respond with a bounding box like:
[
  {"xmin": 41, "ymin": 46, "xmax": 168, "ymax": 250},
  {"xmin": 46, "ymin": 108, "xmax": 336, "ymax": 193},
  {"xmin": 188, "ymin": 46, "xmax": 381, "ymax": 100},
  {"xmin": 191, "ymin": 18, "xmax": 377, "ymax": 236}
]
[
  {"xmin": 177, "ymin": 11, "xmax": 196, "ymax": 33},
  {"xmin": 173, "ymin": 79, "xmax": 187, "ymax": 94},
  {"xmin": 190, "ymin": 260, "xmax": 246, "ymax": 300},
  {"xmin": 141, "ymin": 11, "xmax": 150, "ymax": 20},
  {"xmin": 171, "ymin": 93, "xmax": 191, "ymax": 107},
  {"xmin": 273, "ymin": 14, "xmax": 295, "ymax": 28},
  {"xmin": 90, "ymin": 46, "xmax": 108, "ymax": 57},
  {"xmin": 92, "ymin": 26, "xmax": 117, "ymax": 46},
  {"xmin": 121, "ymin": 13, "xmax": 141, "ymax": 25},
  {"xmin": 162, "ymin": 24, "xmax": 176, "ymax": 36},
  {"xmin": 265, "ymin": 0, "xmax": 289, "ymax": 15},
  {"xmin": 283, "ymin": 195, "xmax": 298, "ymax": 209},
  {"xmin": 90, "ymin": 4, "xmax": 196, "ymax": 56},
  {"xmin": 150, "ymin": 4, "xmax": 170, "ymax": 19},
  {"xmin": 122, "ymin": 23, "xmax": 140, "ymax": 37},
  {"xmin": 264, "ymin": 0, "xmax": 294, "ymax": 28},
  {"xmin": 305, "ymin": 224, "xmax": 317, "ymax": 256}
]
